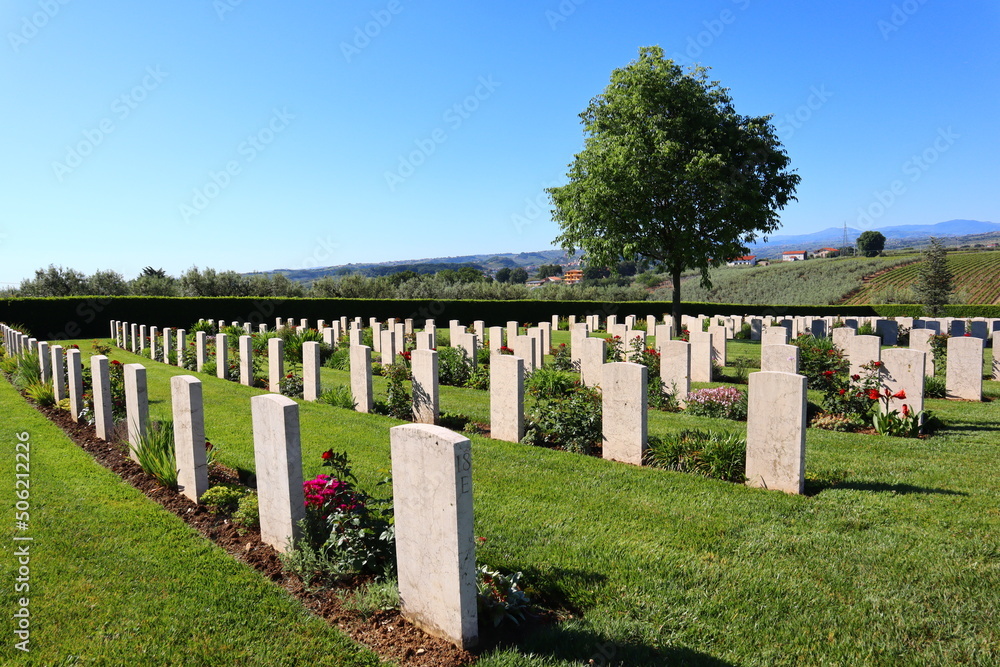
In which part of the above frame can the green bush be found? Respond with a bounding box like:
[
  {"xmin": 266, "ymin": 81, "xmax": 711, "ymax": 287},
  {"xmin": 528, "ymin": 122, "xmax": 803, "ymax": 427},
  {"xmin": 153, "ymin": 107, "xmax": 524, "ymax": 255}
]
[
  {"xmin": 685, "ymin": 387, "xmax": 747, "ymax": 421},
  {"xmin": 325, "ymin": 346, "xmax": 350, "ymax": 371},
  {"xmin": 374, "ymin": 364, "xmax": 411, "ymax": 420},
  {"xmin": 318, "ymin": 385, "xmax": 356, "ymax": 409},
  {"xmin": 924, "ymin": 375, "xmax": 946, "ymax": 398},
  {"xmin": 645, "ymin": 430, "xmax": 746, "ymax": 482},
  {"xmin": 437, "ymin": 346, "xmax": 473, "ymax": 386},
  {"xmin": 791, "ymin": 334, "xmax": 849, "ymax": 389},
  {"xmin": 525, "ymin": 367, "xmax": 578, "ymax": 399},
  {"xmin": 233, "ymin": 493, "xmax": 260, "ymax": 532},
  {"xmin": 201, "ymin": 485, "xmax": 250, "ymax": 515},
  {"xmin": 133, "ymin": 420, "xmax": 178, "ymax": 489},
  {"xmin": 24, "ymin": 381, "xmax": 55, "ymax": 406},
  {"xmin": 13, "ymin": 352, "xmax": 41, "ymax": 390},
  {"xmin": 522, "ymin": 385, "xmax": 602, "ymax": 455}
]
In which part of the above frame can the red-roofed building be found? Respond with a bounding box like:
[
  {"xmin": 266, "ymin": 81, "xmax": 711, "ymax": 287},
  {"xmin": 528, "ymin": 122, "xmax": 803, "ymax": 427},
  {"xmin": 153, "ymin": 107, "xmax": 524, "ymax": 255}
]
[
  {"xmin": 813, "ymin": 247, "xmax": 840, "ymax": 258},
  {"xmin": 782, "ymin": 250, "xmax": 808, "ymax": 261},
  {"xmin": 726, "ymin": 255, "xmax": 757, "ymax": 266}
]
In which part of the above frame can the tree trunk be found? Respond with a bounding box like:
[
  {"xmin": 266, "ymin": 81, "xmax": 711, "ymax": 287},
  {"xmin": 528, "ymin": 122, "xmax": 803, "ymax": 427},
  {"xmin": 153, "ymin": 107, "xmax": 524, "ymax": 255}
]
[{"xmin": 671, "ymin": 264, "xmax": 683, "ymax": 335}]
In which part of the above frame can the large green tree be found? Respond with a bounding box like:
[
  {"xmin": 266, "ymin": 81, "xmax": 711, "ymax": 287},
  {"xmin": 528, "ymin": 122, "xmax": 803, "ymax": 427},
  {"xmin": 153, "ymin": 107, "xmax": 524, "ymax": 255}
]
[
  {"xmin": 856, "ymin": 230, "xmax": 886, "ymax": 257},
  {"xmin": 548, "ymin": 46, "xmax": 799, "ymax": 331},
  {"xmin": 913, "ymin": 237, "xmax": 954, "ymax": 316}
]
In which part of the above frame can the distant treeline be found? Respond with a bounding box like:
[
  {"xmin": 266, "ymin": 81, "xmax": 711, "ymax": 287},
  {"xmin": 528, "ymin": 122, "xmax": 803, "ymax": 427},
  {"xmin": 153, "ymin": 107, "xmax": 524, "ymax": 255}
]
[{"xmin": 2, "ymin": 264, "xmax": 651, "ymax": 302}]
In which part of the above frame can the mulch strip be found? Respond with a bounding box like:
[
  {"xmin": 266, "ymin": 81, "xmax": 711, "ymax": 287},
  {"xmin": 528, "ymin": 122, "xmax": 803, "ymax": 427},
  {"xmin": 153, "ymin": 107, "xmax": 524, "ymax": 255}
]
[{"xmin": 24, "ymin": 395, "xmax": 478, "ymax": 666}]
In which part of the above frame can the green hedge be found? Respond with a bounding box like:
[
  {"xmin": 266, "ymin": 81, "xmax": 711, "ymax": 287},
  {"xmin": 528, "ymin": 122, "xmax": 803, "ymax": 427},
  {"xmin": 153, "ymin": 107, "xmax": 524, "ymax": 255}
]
[{"xmin": 2, "ymin": 297, "xmax": 998, "ymax": 342}]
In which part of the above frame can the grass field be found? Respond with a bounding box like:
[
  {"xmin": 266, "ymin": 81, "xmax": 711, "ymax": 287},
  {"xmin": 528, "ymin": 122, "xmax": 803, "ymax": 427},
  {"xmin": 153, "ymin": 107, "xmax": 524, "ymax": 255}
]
[{"xmin": 3, "ymin": 336, "xmax": 1000, "ymax": 666}]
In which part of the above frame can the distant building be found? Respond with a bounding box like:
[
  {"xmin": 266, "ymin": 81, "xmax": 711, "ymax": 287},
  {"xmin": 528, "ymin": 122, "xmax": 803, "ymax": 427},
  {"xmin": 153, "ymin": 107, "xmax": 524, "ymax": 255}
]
[
  {"xmin": 782, "ymin": 250, "xmax": 808, "ymax": 262},
  {"xmin": 563, "ymin": 269, "xmax": 584, "ymax": 284},
  {"xmin": 813, "ymin": 247, "xmax": 840, "ymax": 258},
  {"xmin": 726, "ymin": 255, "xmax": 757, "ymax": 267}
]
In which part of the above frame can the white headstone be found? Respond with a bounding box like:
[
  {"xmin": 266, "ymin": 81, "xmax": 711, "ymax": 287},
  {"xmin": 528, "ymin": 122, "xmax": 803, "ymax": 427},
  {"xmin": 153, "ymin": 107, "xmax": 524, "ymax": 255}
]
[
  {"xmin": 250, "ymin": 394, "xmax": 306, "ymax": 553},
  {"xmin": 412, "ymin": 349, "xmax": 439, "ymax": 425},
  {"xmin": 490, "ymin": 354, "xmax": 524, "ymax": 442},
  {"xmin": 746, "ymin": 371, "xmax": 807, "ymax": 494},
  {"xmin": 601, "ymin": 362, "xmax": 647, "ymax": 466},
  {"xmin": 390, "ymin": 424, "xmax": 478, "ymax": 649},
  {"xmin": 171, "ymin": 375, "xmax": 209, "ymax": 503}
]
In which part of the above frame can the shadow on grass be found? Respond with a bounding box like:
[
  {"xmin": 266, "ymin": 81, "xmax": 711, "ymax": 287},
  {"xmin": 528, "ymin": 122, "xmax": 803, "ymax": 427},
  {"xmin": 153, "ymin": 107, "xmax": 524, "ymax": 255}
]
[
  {"xmin": 480, "ymin": 566, "xmax": 737, "ymax": 665},
  {"xmin": 806, "ymin": 480, "xmax": 968, "ymax": 497},
  {"xmin": 491, "ymin": 624, "xmax": 738, "ymax": 666}
]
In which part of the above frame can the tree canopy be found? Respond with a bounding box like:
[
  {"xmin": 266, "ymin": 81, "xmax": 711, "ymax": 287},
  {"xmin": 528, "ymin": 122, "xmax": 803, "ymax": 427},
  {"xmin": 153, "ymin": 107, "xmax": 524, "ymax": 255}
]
[
  {"xmin": 547, "ymin": 46, "xmax": 799, "ymax": 330},
  {"xmin": 856, "ymin": 230, "xmax": 886, "ymax": 257}
]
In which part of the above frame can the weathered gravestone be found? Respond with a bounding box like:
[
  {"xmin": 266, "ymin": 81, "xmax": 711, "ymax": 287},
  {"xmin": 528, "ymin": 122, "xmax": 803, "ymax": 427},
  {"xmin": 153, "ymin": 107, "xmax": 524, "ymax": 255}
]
[
  {"xmin": 601, "ymin": 362, "xmax": 647, "ymax": 466},
  {"xmin": 746, "ymin": 371, "xmax": 807, "ymax": 494},
  {"xmin": 411, "ymin": 349, "xmax": 439, "ymax": 425},
  {"xmin": 171, "ymin": 375, "xmax": 209, "ymax": 503},
  {"xmin": 390, "ymin": 424, "xmax": 478, "ymax": 649},
  {"xmin": 490, "ymin": 354, "xmax": 524, "ymax": 442},
  {"xmin": 250, "ymin": 393, "xmax": 306, "ymax": 553},
  {"xmin": 946, "ymin": 336, "xmax": 984, "ymax": 401}
]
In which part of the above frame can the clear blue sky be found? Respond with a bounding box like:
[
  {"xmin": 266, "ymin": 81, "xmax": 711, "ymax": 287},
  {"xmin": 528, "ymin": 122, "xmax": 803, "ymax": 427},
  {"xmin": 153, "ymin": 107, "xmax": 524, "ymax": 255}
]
[{"xmin": 2, "ymin": 0, "xmax": 998, "ymax": 285}]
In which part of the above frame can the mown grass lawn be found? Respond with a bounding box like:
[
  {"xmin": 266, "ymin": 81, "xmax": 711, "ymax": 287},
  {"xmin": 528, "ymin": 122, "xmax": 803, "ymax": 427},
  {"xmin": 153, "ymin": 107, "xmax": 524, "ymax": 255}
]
[
  {"xmin": 5, "ymin": 336, "xmax": 1000, "ymax": 666},
  {"xmin": 0, "ymin": 376, "xmax": 381, "ymax": 666}
]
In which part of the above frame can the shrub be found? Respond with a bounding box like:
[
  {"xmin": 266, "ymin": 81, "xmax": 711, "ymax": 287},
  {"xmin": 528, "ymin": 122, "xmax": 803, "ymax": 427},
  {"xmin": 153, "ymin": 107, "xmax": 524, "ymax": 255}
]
[
  {"xmin": 91, "ymin": 339, "xmax": 112, "ymax": 355},
  {"xmin": 319, "ymin": 385, "xmax": 356, "ymax": 409},
  {"xmin": 605, "ymin": 335, "xmax": 625, "ymax": 362},
  {"xmin": 477, "ymin": 565, "xmax": 532, "ymax": 627},
  {"xmin": 525, "ymin": 367, "xmax": 578, "ymax": 399},
  {"xmin": 810, "ymin": 413, "xmax": 864, "ymax": 432},
  {"xmin": 375, "ymin": 364, "xmax": 411, "ymax": 420},
  {"xmin": 645, "ymin": 430, "xmax": 746, "ymax": 482},
  {"xmin": 464, "ymin": 365, "xmax": 490, "ymax": 391},
  {"xmin": 132, "ymin": 420, "xmax": 178, "ymax": 489},
  {"xmin": 438, "ymin": 346, "xmax": 473, "ymax": 386},
  {"xmin": 24, "ymin": 382, "xmax": 55, "ymax": 406},
  {"xmin": 233, "ymin": 493, "xmax": 260, "ymax": 532},
  {"xmin": 190, "ymin": 320, "xmax": 218, "ymax": 334},
  {"xmin": 201, "ymin": 485, "xmax": 250, "ymax": 515},
  {"xmin": 930, "ymin": 334, "xmax": 949, "ymax": 376},
  {"xmin": 522, "ymin": 385, "xmax": 602, "ymax": 455},
  {"xmin": 734, "ymin": 322, "xmax": 752, "ymax": 340},
  {"xmin": 548, "ymin": 343, "xmax": 576, "ymax": 371},
  {"xmin": 792, "ymin": 334, "xmax": 849, "ymax": 389},
  {"xmin": 685, "ymin": 386, "xmax": 747, "ymax": 421},
  {"xmin": 13, "ymin": 352, "xmax": 41, "ymax": 390},
  {"xmin": 325, "ymin": 346, "xmax": 350, "ymax": 371},
  {"xmin": 280, "ymin": 373, "xmax": 304, "ymax": 399},
  {"xmin": 924, "ymin": 374, "xmax": 946, "ymax": 398},
  {"xmin": 287, "ymin": 450, "xmax": 396, "ymax": 582}
]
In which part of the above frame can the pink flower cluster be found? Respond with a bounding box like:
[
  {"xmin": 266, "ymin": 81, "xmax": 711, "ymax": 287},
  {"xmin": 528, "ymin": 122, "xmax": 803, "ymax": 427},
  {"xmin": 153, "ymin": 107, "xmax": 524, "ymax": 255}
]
[
  {"xmin": 303, "ymin": 474, "xmax": 358, "ymax": 513},
  {"xmin": 686, "ymin": 386, "xmax": 743, "ymax": 408}
]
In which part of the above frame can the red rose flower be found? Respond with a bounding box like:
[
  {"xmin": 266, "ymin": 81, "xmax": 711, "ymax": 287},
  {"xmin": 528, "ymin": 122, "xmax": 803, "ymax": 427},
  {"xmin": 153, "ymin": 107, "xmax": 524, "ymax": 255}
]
[
  {"xmin": 838, "ymin": 388, "xmax": 846, "ymax": 395},
  {"xmin": 321, "ymin": 449, "xmax": 333, "ymax": 460},
  {"xmin": 867, "ymin": 389, "xmax": 880, "ymax": 400}
]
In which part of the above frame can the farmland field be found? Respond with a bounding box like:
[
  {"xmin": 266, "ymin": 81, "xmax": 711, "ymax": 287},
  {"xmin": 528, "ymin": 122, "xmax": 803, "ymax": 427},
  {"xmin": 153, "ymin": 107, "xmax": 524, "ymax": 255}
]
[
  {"xmin": 843, "ymin": 250, "xmax": 1000, "ymax": 305},
  {"xmin": 660, "ymin": 255, "xmax": 917, "ymax": 305}
]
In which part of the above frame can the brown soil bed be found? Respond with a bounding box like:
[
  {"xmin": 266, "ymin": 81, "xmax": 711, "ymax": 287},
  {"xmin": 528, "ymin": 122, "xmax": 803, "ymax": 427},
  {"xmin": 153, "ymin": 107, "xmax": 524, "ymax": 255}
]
[{"xmin": 17, "ymin": 391, "xmax": 556, "ymax": 666}]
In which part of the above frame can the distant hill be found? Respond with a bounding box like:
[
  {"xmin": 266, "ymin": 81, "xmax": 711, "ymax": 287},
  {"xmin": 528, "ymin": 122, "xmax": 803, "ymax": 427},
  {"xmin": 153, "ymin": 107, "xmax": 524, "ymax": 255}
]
[
  {"xmin": 750, "ymin": 219, "xmax": 1000, "ymax": 258},
  {"xmin": 256, "ymin": 220, "xmax": 999, "ymax": 284},
  {"xmin": 262, "ymin": 250, "xmax": 572, "ymax": 283}
]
